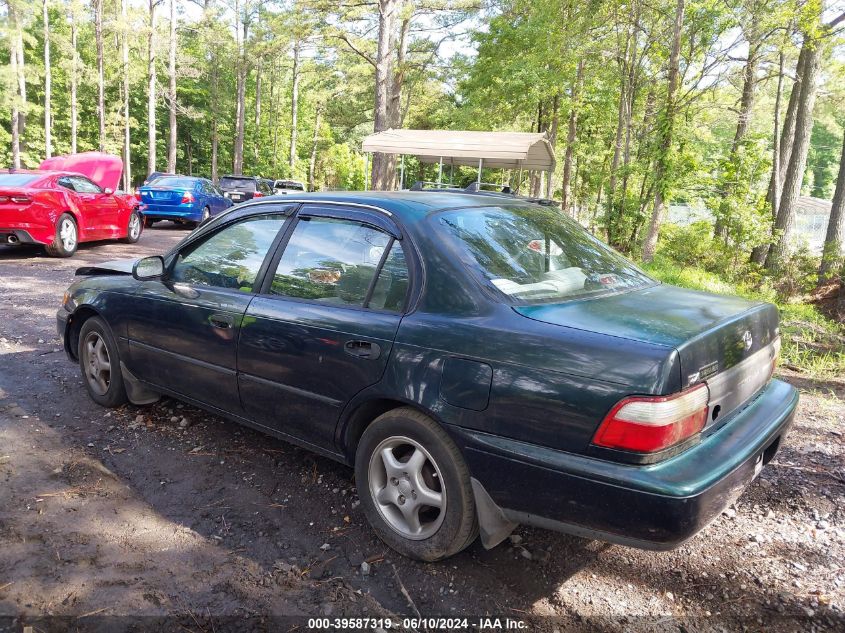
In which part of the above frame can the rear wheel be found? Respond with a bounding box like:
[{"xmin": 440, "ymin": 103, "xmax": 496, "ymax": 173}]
[
  {"xmin": 122, "ymin": 210, "xmax": 142, "ymax": 243},
  {"xmin": 355, "ymin": 408, "xmax": 478, "ymax": 561},
  {"xmin": 78, "ymin": 317, "xmax": 127, "ymax": 408},
  {"xmin": 45, "ymin": 213, "xmax": 78, "ymax": 258},
  {"xmin": 194, "ymin": 206, "xmax": 211, "ymax": 227}
]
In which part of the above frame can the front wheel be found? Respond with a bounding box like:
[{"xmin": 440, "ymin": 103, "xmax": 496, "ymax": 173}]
[
  {"xmin": 78, "ymin": 317, "xmax": 128, "ymax": 408},
  {"xmin": 45, "ymin": 213, "xmax": 78, "ymax": 257},
  {"xmin": 355, "ymin": 408, "xmax": 478, "ymax": 561},
  {"xmin": 122, "ymin": 210, "xmax": 142, "ymax": 243}
]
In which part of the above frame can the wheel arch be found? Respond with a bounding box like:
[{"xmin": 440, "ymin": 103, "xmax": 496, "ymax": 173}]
[
  {"xmin": 64, "ymin": 306, "xmax": 101, "ymax": 361},
  {"xmin": 338, "ymin": 397, "xmax": 444, "ymax": 465}
]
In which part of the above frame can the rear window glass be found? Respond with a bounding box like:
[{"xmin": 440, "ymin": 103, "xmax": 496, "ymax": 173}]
[
  {"xmin": 436, "ymin": 205, "xmax": 654, "ymax": 304},
  {"xmin": 148, "ymin": 177, "xmax": 197, "ymax": 188},
  {"xmin": 0, "ymin": 174, "xmax": 41, "ymax": 186},
  {"xmin": 276, "ymin": 181, "xmax": 305, "ymax": 191},
  {"xmin": 220, "ymin": 177, "xmax": 256, "ymax": 192}
]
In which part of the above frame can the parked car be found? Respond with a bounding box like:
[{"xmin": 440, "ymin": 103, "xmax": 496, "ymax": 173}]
[
  {"xmin": 1, "ymin": 156, "xmax": 141, "ymax": 258},
  {"xmin": 57, "ymin": 191, "xmax": 797, "ymax": 560},
  {"xmin": 139, "ymin": 176, "xmax": 233, "ymax": 227},
  {"xmin": 273, "ymin": 179, "xmax": 306, "ymax": 194},
  {"xmin": 218, "ymin": 175, "xmax": 273, "ymax": 204}
]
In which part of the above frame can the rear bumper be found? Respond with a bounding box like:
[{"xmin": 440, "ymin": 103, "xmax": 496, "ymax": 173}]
[
  {"xmin": 453, "ymin": 378, "xmax": 798, "ymax": 549},
  {"xmin": 0, "ymin": 228, "xmax": 43, "ymax": 245},
  {"xmin": 140, "ymin": 203, "xmax": 201, "ymax": 221}
]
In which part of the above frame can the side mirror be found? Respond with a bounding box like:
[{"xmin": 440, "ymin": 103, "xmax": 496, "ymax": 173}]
[
  {"xmin": 133, "ymin": 255, "xmax": 165, "ymax": 281},
  {"xmin": 104, "ymin": 188, "xmax": 114, "ymax": 195}
]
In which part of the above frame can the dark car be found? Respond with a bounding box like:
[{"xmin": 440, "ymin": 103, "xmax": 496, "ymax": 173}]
[
  {"xmin": 139, "ymin": 176, "xmax": 233, "ymax": 227},
  {"xmin": 56, "ymin": 192, "xmax": 797, "ymax": 561},
  {"xmin": 218, "ymin": 175, "xmax": 273, "ymax": 204}
]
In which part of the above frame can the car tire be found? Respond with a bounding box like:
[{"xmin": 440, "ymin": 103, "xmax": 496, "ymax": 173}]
[
  {"xmin": 355, "ymin": 407, "xmax": 478, "ymax": 561},
  {"xmin": 78, "ymin": 316, "xmax": 128, "ymax": 408},
  {"xmin": 144, "ymin": 217, "xmax": 157, "ymax": 228},
  {"xmin": 194, "ymin": 206, "xmax": 211, "ymax": 227},
  {"xmin": 122, "ymin": 210, "xmax": 142, "ymax": 243},
  {"xmin": 45, "ymin": 213, "xmax": 78, "ymax": 258}
]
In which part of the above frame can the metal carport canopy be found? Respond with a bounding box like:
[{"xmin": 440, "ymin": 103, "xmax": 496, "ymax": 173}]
[{"xmin": 361, "ymin": 129, "xmax": 556, "ymax": 171}]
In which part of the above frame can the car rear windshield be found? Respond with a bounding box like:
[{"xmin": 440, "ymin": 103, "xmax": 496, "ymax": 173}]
[
  {"xmin": 276, "ymin": 181, "xmax": 304, "ymax": 191},
  {"xmin": 148, "ymin": 177, "xmax": 197, "ymax": 188},
  {"xmin": 0, "ymin": 174, "xmax": 41, "ymax": 187},
  {"xmin": 436, "ymin": 205, "xmax": 654, "ymax": 304},
  {"xmin": 220, "ymin": 177, "xmax": 256, "ymax": 192}
]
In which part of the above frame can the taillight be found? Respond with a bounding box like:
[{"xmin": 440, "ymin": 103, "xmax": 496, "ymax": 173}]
[
  {"xmin": 592, "ymin": 384, "xmax": 709, "ymax": 453},
  {"xmin": 0, "ymin": 196, "xmax": 8, "ymax": 203},
  {"xmin": 10, "ymin": 195, "xmax": 29, "ymax": 204},
  {"xmin": 181, "ymin": 191, "xmax": 195, "ymax": 204}
]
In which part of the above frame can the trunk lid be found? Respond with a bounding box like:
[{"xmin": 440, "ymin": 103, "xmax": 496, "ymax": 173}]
[
  {"xmin": 514, "ymin": 283, "xmax": 779, "ymax": 390},
  {"xmin": 140, "ymin": 187, "xmax": 186, "ymax": 206}
]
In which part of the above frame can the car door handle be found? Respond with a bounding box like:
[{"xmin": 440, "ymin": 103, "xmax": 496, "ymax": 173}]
[
  {"xmin": 344, "ymin": 340, "xmax": 381, "ymax": 360},
  {"xmin": 209, "ymin": 314, "xmax": 234, "ymax": 329}
]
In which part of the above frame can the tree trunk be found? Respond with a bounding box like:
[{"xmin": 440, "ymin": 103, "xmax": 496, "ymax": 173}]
[
  {"xmin": 167, "ymin": 0, "xmax": 177, "ymax": 173},
  {"xmin": 560, "ymin": 60, "xmax": 584, "ymax": 213},
  {"xmin": 122, "ymin": 0, "xmax": 131, "ymax": 189},
  {"xmin": 95, "ymin": 0, "xmax": 105, "ymax": 152},
  {"xmin": 641, "ymin": 0, "xmax": 685, "ymax": 262},
  {"xmin": 766, "ymin": 37, "xmax": 822, "ymax": 270},
  {"xmin": 545, "ymin": 92, "xmax": 560, "ymax": 199},
  {"xmin": 254, "ymin": 56, "xmax": 262, "ymax": 163},
  {"xmin": 605, "ymin": 24, "xmax": 632, "ymax": 243},
  {"xmin": 233, "ymin": 0, "xmax": 247, "ymax": 175},
  {"xmin": 714, "ymin": 36, "xmax": 760, "ymax": 239},
  {"xmin": 309, "ymin": 106, "xmax": 322, "ymax": 192},
  {"xmin": 43, "ymin": 0, "xmax": 52, "ymax": 158},
  {"xmin": 289, "ymin": 42, "xmax": 300, "ymax": 173},
  {"xmin": 211, "ymin": 59, "xmax": 219, "ymax": 183},
  {"xmin": 8, "ymin": 2, "xmax": 20, "ymax": 169},
  {"xmin": 147, "ymin": 0, "xmax": 158, "ymax": 175},
  {"xmin": 71, "ymin": 9, "xmax": 78, "ymax": 154},
  {"xmin": 751, "ymin": 50, "xmax": 786, "ymax": 265},
  {"xmin": 370, "ymin": 0, "xmax": 399, "ymax": 190},
  {"xmin": 819, "ymin": 131, "xmax": 845, "ymax": 279},
  {"xmin": 15, "ymin": 11, "xmax": 25, "ymax": 148}
]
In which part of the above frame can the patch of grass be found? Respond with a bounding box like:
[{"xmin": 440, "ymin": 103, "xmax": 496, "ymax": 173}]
[{"xmin": 643, "ymin": 256, "xmax": 845, "ymax": 379}]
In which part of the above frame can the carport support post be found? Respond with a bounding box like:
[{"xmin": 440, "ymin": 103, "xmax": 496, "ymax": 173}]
[
  {"xmin": 364, "ymin": 153, "xmax": 369, "ymax": 191},
  {"xmin": 477, "ymin": 158, "xmax": 483, "ymax": 184},
  {"xmin": 437, "ymin": 156, "xmax": 443, "ymax": 186},
  {"xmin": 399, "ymin": 155, "xmax": 405, "ymax": 190}
]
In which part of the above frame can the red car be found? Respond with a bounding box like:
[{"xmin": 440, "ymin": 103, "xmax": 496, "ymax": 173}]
[{"xmin": 0, "ymin": 152, "xmax": 141, "ymax": 258}]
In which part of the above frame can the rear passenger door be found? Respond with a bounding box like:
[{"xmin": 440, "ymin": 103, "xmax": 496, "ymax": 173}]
[{"xmin": 237, "ymin": 204, "xmax": 411, "ymax": 451}]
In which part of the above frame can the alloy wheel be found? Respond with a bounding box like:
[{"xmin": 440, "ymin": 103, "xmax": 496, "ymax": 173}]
[
  {"xmin": 128, "ymin": 213, "xmax": 141, "ymax": 240},
  {"xmin": 60, "ymin": 217, "xmax": 77, "ymax": 252},
  {"xmin": 368, "ymin": 436, "xmax": 446, "ymax": 540},
  {"xmin": 83, "ymin": 332, "xmax": 111, "ymax": 396}
]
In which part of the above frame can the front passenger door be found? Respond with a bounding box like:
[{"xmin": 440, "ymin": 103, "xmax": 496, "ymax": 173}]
[{"xmin": 127, "ymin": 211, "xmax": 291, "ymax": 413}]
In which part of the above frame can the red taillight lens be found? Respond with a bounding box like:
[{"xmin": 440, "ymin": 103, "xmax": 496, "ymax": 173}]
[
  {"xmin": 0, "ymin": 196, "xmax": 8, "ymax": 203},
  {"xmin": 181, "ymin": 191, "xmax": 195, "ymax": 204},
  {"xmin": 592, "ymin": 384, "xmax": 709, "ymax": 453},
  {"xmin": 10, "ymin": 195, "xmax": 30, "ymax": 204}
]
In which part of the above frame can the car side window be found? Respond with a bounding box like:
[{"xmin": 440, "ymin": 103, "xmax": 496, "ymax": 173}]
[
  {"xmin": 269, "ymin": 217, "xmax": 393, "ymax": 308},
  {"xmin": 368, "ymin": 241, "xmax": 410, "ymax": 312},
  {"xmin": 57, "ymin": 177, "xmax": 77, "ymax": 192},
  {"xmin": 71, "ymin": 177, "xmax": 102, "ymax": 193},
  {"xmin": 170, "ymin": 214, "xmax": 287, "ymax": 292}
]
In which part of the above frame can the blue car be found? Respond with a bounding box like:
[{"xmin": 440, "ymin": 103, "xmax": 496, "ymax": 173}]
[{"xmin": 139, "ymin": 176, "xmax": 232, "ymax": 227}]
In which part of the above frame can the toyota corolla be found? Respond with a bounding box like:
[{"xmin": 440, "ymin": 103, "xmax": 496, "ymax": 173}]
[{"xmin": 56, "ymin": 191, "xmax": 797, "ymax": 561}]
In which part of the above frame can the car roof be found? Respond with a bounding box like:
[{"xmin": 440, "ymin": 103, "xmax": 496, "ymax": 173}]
[{"xmin": 238, "ymin": 190, "xmax": 534, "ymax": 221}]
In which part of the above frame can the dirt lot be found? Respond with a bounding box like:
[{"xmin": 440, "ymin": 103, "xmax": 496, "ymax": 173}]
[{"xmin": 1, "ymin": 226, "xmax": 843, "ymax": 632}]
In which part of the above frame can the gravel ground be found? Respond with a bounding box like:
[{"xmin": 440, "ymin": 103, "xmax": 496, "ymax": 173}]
[{"xmin": 0, "ymin": 226, "xmax": 843, "ymax": 632}]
